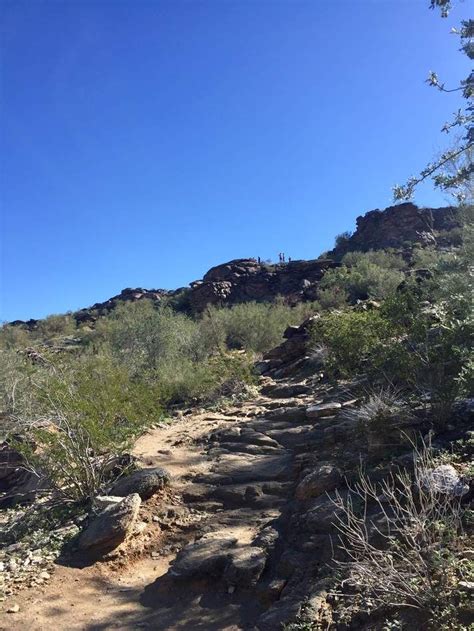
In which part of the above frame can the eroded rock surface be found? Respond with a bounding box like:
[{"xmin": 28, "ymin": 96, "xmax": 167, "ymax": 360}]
[{"xmin": 78, "ymin": 493, "xmax": 141, "ymax": 553}]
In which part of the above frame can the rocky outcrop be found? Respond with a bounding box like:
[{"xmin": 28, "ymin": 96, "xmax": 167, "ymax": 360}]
[
  {"xmin": 256, "ymin": 316, "xmax": 321, "ymax": 379},
  {"xmin": 74, "ymin": 287, "xmax": 172, "ymax": 324},
  {"xmin": 188, "ymin": 258, "xmax": 335, "ymax": 312},
  {"xmin": 331, "ymin": 202, "xmax": 458, "ymax": 259}
]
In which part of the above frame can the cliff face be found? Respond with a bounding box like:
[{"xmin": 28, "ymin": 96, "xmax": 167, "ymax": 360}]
[{"xmin": 331, "ymin": 202, "xmax": 458, "ymax": 259}]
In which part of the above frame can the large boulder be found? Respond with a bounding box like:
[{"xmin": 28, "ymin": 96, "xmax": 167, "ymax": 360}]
[
  {"xmin": 295, "ymin": 464, "xmax": 342, "ymax": 500},
  {"xmin": 110, "ymin": 467, "xmax": 170, "ymax": 500},
  {"xmin": 78, "ymin": 493, "xmax": 141, "ymax": 553}
]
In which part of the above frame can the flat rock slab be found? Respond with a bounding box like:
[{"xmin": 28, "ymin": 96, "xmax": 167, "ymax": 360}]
[
  {"xmin": 212, "ymin": 481, "xmax": 291, "ymax": 507},
  {"xmin": 261, "ymin": 383, "xmax": 312, "ymax": 399},
  {"xmin": 210, "ymin": 453, "xmax": 293, "ymax": 484},
  {"xmin": 264, "ymin": 407, "xmax": 307, "ymax": 423},
  {"xmin": 306, "ymin": 402, "xmax": 342, "ymax": 419},
  {"xmin": 265, "ymin": 427, "xmax": 323, "ymax": 449},
  {"xmin": 170, "ymin": 535, "xmax": 238, "ymax": 579},
  {"xmin": 212, "ymin": 428, "xmax": 281, "ymax": 449},
  {"xmin": 300, "ymin": 492, "xmax": 347, "ymax": 533},
  {"xmin": 210, "ymin": 442, "xmax": 284, "ymax": 457}
]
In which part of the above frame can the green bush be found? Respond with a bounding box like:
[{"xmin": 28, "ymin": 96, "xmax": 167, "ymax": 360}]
[
  {"xmin": 90, "ymin": 300, "xmax": 205, "ymax": 377},
  {"xmin": 341, "ymin": 250, "xmax": 405, "ymax": 271},
  {"xmin": 36, "ymin": 314, "xmax": 77, "ymax": 340},
  {"xmin": 155, "ymin": 350, "xmax": 256, "ymax": 405},
  {"xmin": 316, "ymin": 286, "xmax": 349, "ymax": 310},
  {"xmin": 310, "ymin": 310, "xmax": 392, "ymax": 377},
  {"xmin": 199, "ymin": 301, "xmax": 317, "ymax": 355},
  {"xmin": 0, "ymin": 325, "xmax": 33, "ymax": 350},
  {"xmin": 319, "ymin": 252, "xmax": 405, "ymax": 302},
  {"xmin": 15, "ymin": 355, "xmax": 163, "ymax": 502}
]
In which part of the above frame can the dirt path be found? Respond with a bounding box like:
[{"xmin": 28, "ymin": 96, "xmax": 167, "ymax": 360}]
[{"xmin": 1, "ymin": 379, "xmax": 336, "ymax": 631}]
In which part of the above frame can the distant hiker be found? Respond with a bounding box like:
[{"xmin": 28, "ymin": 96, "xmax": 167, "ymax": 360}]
[
  {"xmin": 258, "ymin": 256, "xmax": 261, "ymax": 264},
  {"xmin": 278, "ymin": 253, "xmax": 282, "ymax": 263},
  {"xmin": 288, "ymin": 256, "xmax": 292, "ymax": 263},
  {"xmin": 282, "ymin": 253, "xmax": 286, "ymax": 263}
]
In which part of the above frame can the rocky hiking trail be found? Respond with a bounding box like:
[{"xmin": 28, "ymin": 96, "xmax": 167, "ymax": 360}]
[{"xmin": 2, "ymin": 362, "xmax": 360, "ymax": 631}]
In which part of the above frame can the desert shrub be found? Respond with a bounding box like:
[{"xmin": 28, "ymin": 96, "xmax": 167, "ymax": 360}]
[
  {"xmin": 332, "ymin": 443, "xmax": 471, "ymax": 629},
  {"xmin": 342, "ymin": 389, "xmax": 413, "ymax": 434},
  {"xmin": 154, "ymin": 351, "xmax": 255, "ymax": 406},
  {"xmin": 0, "ymin": 324, "xmax": 33, "ymax": 350},
  {"xmin": 310, "ymin": 310, "xmax": 392, "ymax": 378},
  {"xmin": 376, "ymin": 282, "xmax": 473, "ymax": 424},
  {"xmin": 0, "ymin": 349, "xmax": 38, "ymax": 439},
  {"xmin": 341, "ymin": 250, "xmax": 405, "ymax": 271},
  {"xmin": 316, "ymin": 286, "xmax": 349, "ymax": 310},
  {"xmin": 14, "ymin": 355, "xmax": 163, "ymax": 502},
  {"xmin": 199, "ymin": 301, "xmax": 317, "ymax": 355},
  {"xmin": 319, "ymin": 254, "xmax": 405, "ymax": 301},
  {"xmin": 437, "ymin": 226, "xmax": 464, "ymax": 246},
  {"xmin": 165, "ymin": 287, "xmax": 193, "ymax": 313},
  {"xmin": 36, "ymin": 314, "xmax": 77, "ymax": 340},
  {"xmin": 91, "ymin": 300, "xmax": 205, "ymax": 377}
]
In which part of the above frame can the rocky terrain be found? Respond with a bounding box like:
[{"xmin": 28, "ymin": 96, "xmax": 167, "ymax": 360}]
[{"xmin": 1, "ymin": 315, "xmax": 471, "ymax": 630}]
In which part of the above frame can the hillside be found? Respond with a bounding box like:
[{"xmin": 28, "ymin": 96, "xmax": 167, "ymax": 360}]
[
  {"xmin": 7, "ymin": 202, "xmax": 459, "ymax": 329},
  {"xmin": 0, "ymin": 201, "xmax": 472, "ymax": 631}
]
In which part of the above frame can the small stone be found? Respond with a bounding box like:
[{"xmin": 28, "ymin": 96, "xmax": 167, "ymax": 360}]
[
  {"xmin": 7, "ymin": 604, "xmax": 20, "ymax": 613},
  {"xmin": 39, "ymin": 571, "xmax": 50, "ymax": 580},
  {"xmin": 228, "ymin": 585, "xmax": 235, "ymax": 594}
]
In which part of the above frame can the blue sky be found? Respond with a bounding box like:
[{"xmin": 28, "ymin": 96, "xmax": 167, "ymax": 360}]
[{"xmin": 1, "ymin": 0, "xmax": 470, "ymax": 321}]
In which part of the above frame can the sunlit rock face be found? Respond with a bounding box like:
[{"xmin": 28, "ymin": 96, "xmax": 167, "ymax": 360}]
[{"xmin": 331, "ymin": 202, "xmax": 459, "ymax": 258}]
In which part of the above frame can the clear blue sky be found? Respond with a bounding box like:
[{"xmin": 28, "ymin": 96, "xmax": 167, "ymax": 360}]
[{"xmin": 0, "ymin": 0, "xmax": 470, "ymax": 321}]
